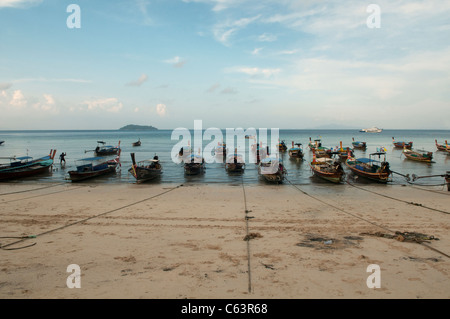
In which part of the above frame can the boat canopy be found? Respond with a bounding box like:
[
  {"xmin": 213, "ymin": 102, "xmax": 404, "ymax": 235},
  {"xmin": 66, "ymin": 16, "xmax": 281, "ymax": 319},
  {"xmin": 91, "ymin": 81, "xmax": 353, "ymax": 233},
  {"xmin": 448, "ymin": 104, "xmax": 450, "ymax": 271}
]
[{"xmin": 356, "ymin": 158, "xmax": 379, "ymax": 164}]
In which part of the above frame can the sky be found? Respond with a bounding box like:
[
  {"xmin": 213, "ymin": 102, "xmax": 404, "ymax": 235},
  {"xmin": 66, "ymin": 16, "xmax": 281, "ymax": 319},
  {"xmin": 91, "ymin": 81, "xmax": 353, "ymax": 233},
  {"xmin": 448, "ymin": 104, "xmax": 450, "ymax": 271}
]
[{"xmin": 0, "ymin": 0, "xmax": 449, "ymax": 130}]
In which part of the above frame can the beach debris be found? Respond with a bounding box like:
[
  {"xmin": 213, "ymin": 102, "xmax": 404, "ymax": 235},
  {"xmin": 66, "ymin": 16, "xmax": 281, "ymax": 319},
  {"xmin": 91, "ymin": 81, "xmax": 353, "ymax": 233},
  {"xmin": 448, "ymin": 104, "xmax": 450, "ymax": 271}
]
[
  {"xmin": 360, "ymin": 231, "xmax": 438, "ymax": 243},
  {"xmin": 259, "ymin": 261, "xmax": 276, "ymax": 270},
  {"xmin": 244, "ymin": 232, "xmax": 263, "ymax": 241},
  {"xmin": 296, "ymin": 234, "xmax": 363, "ymax": 250}
]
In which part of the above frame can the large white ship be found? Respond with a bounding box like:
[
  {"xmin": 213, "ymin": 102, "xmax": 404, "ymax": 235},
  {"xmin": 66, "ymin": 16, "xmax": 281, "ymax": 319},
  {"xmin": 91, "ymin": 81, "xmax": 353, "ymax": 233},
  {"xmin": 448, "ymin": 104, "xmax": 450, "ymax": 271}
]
[{"xmin": 360, "ymin": 127, "xmax": 383, "ymax": 133}]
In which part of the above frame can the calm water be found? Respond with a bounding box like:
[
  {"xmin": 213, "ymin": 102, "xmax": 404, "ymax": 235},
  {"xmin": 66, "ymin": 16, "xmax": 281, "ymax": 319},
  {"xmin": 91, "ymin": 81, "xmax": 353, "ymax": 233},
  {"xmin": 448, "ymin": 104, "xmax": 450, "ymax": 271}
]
[{"xmin": 0, "ymin": 129, "xmax": 449, "ymax": 186}]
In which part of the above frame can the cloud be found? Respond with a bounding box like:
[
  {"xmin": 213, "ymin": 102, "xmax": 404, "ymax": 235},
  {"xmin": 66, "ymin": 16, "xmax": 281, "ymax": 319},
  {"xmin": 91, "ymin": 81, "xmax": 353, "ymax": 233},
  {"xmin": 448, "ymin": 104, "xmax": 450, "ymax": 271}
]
[
  {"xmin": 126, "ymin": 73, "xmax": 148, "ymax": 86},
  {"xmin": 156, "ymin": 103, "xmax": 167, "ymax": 116},
  {"xmin": 0, "ymin": 82, "xmax": 12, "ymax": 90},
  {"xmin": 225, "ymin": 66, "xmax": 281, "ymax": 78},
  {"xmin": 0, "ymin": 0, "xmax": 42, "ymax": 9},
  {"xmin": 12, "ymin": 77, "xmax": 91, "ymax": 84},
  {"xmin": 220, "ymin": 87, "xmax": 237, "ymax": 94},
  {"xmin": 33, "ymin": 94, "xmax": 58, "ymax": 113},
  {"xmin": 258, "ymin": 33, "xmax": 277, "ymax": 42},
  {"xmin": 164, "ymin": 56, "xmax": 187, "ymax": 68},
  {"xmin": 213, "ymin": 15, "xmax": 261, "ymax": 45},
  {"xmin": 10, "ymin": 90, "xmax": 27, "ymax": 107},
  {"xmin": 251, "ymin": 48, "xmax": 263, "ymax": 55},
  {"xmin": 83, "ymin": 98, "xmax": 123, "ymax": 113},
  {"xmin": 206, "ymin": 83, "xmax": 220, "ymax": 93}
]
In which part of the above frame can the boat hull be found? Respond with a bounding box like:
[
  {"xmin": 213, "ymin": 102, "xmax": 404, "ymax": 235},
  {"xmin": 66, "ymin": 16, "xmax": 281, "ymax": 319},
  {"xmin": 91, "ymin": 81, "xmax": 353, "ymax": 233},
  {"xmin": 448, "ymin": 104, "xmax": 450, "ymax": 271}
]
[
  {"xmin": 0, "ymin": 161, "xmax": 53, "ymax": 181},
  {"xmin": 184, "ymin": 164, "xmax": 204, "ymax": 175},
  {"xmin": 309, "ymin": 164, "xmax": 344, "ymax": 183},
  {"xmin": 128, "ymin": 167, "xmax": 161, "ymax": 183},
  {"xmin": 68, "ymin": 164, "xmax": 118, "ymax": 182},
  {"xmin": 403, "ymin": 151, "xmax": 433, "ymax": 163},
  {"xmin": 345, "ymin": 161, "xmax": 391, "ymax": 183}
]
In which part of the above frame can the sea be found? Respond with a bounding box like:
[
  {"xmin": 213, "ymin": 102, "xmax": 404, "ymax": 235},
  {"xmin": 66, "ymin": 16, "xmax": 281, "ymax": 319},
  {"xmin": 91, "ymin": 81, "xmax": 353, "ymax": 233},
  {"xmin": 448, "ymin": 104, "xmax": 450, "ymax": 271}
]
[{"xmin": 0, "ymin": 129, "xmax": 449, "ymax": 187}]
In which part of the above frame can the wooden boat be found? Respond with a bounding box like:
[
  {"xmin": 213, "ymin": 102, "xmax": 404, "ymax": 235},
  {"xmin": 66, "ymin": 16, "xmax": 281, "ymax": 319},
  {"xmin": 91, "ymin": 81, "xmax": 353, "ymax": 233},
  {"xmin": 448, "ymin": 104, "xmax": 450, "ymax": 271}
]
[
  {"xmin": 252, "ymin": 143, "xmax": 267, "ymax": 164},
  {"xmin": 184, "ymin": 154, "xmax": 205, "ymax": 175},
  {"xmin": 314, "ymin": 146, "xmax": 332, "ymax": 158},
  {"xmin": 309, "ymin": 151, "xmax": 344, "ymax": 183},
  {"xmin": 392, "ymin": 137, "xmax": 412, "ymax": 149},
  {"xmin": 352, "ymin": 137, "xmax": 366, "ymax": 150},
  {"xmin": 0, "ymin": 150, "xmax": 56, "ymax": 181},
  {"xmin": 225, "ymin": 151, "xmax": 245, "ymax": 173},
  {"xmin": 336, "ymin": 141, "xmax": 354, "ymax": 160},
  {"xmin": 345, "ymin": 152, "xmax": 392, "ymax": 183},
  {"xmin": 129, "ymin": 153, "xmax": 162, "ymax": 183},
  {"xmin": 132, "ymin": 138, "xmax": 141, "ymax": 147},
  {"xmin": 0, "ymin": 141, "xmax": 4, "ymax": 146},
  {"xmin": 288, "ymin": 142, "xmax": 304, "ymax": 160},
  {"xmin": 402, "ymin": 147, "xmax": 433, "ymax": 163},
  {"xmin": 308, "ymin": 137, "xmax": 322, "ymax": 150},
  {"xmin": 215, "ymin": 142, "xmax": 227, "ymax": 158},
  {"xmin": 68, "ymin": 151, "xmax": 121, "ymax": 182},
  {"xmin": 258, "ymin": 157, "xmax": 287, "ymax": 183},
  {"xmin": 90, "ymin": 140, "xmax": 121, "ymax": 156},
  {"xmin": 435, "ymin": 140, "xmax": 448, "ymax": 151},
  {"xmin": 278, "ymin": 140, "xmax": 287, "ymax": 152}
]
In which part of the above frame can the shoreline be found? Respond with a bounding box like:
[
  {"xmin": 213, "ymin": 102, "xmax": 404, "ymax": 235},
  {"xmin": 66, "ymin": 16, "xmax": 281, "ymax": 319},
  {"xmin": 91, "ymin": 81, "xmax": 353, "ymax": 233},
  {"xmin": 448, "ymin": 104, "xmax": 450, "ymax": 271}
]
[{"xmin": 0, "ymin": 182, "xmax": 449, "ymax": 299}]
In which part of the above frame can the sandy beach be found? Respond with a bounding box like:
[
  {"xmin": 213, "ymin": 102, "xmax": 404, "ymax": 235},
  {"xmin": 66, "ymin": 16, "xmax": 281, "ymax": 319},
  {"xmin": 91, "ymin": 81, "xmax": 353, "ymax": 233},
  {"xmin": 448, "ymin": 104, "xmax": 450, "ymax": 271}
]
[{"xmin": 0, "ymin": 181, "xmax": 449, "ymax": 299}]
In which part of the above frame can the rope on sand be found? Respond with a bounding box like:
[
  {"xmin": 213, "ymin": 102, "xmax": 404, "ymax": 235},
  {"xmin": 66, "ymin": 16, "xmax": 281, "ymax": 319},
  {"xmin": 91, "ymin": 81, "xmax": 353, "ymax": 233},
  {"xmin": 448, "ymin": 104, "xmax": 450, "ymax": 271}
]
[
  {"xmin": 285, "ymin": 177, "xmax": 450, "ymax": 259},
  {"xmin": 0, "ymin": 184, "xmax": 183, "ymax": 251},
  {"xmin": 241, "ymin": 178, "xmax": 253, "ymax": 294},
  {"xmin": 346, "ymin": 181, "xmax": 450, "ymax": 215}
]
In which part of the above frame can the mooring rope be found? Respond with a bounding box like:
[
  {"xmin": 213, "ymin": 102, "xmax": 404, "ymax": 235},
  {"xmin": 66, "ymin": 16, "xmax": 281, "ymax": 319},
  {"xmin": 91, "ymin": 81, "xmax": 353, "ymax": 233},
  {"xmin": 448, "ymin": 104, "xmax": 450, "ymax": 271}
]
[
  {"xmin": 242, "ymin": 177, "xmax": 252, "ymax": 294},
  {"xmin": 0, "ymin": 182, "xmax": 67, "ymax": 196},
  {"xmin": 346, "ymin": 181, "xmax": 450, "ymax": 215},
  {"xmin": 0, "ymin": 185, "xmax": 84, "ymax": 205},
  {"xmin": 285, "ymin": 177, "xmax": 450, "ymax": 259},
  {"xmin": 0, "ymin": 184, "xmax": 183, "ymax": 250}
]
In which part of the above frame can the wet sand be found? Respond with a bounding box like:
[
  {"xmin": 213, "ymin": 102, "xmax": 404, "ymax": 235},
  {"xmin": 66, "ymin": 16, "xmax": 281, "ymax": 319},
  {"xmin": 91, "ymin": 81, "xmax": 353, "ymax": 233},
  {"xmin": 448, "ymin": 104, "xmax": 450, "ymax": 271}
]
[{"xmin": 0, "ymin": 181, "xmax": 449, "ymax": 299}]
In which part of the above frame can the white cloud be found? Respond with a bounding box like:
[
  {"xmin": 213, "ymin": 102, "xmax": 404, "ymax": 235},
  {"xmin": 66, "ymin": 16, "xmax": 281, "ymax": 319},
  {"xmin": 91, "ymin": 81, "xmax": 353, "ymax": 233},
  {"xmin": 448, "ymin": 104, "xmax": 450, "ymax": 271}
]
[
  {"xmin": 156, "ymin": 103, "xmax": 167, "ymax": 116},
  {"xmin": 213, "ymin": 15, "xmax": 260, "ymax": 45},
  {"xmin": 83, "ymin": 98, "xmax": 123, "ymax": 113},
  {"xmin": 0, "ymin": 0, "xmax": 42, "ymax": 9},
  {"xmin": 10, "ymin": 90, "xmax": 27, "ymax": 107},
  {"xmin": 0, "ymin": 82, "xmax": 12, "ymax": 90},
  {"xmin": 164, "ymin": 56, "xmax": 187, "ymax": 68},
  {"xmin": 126, "ymin": 73, "xmax": 148, "ymax": 86},
  {"xmin": 226, "ymin": 66, "xmax": 281, "ymax": 78},
  {"xmin": 258, "ymin": 33, "xmax": 276, "ymax": 42},
  {"xmin": 33, "ymin": 94, "xmax": 58, "ymax": 113},
  {"xmin": 251, "ymin": 47, "xmax": 263, "ymax": 55}
]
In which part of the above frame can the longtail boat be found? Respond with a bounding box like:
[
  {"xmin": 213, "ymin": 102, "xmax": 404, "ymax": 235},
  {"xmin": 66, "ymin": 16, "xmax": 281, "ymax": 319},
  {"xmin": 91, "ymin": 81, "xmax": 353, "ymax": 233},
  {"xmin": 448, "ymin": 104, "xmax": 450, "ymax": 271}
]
[
  {"xmin": 258, "ymin": 157, "xmax": 286, "ymax": 183},
  {"xmin": 132, "ymin": 138, "xmax": 141, "ymax": 147},
  {"xmin": 308, "ymin": 137, "xmax": 322, "ymax": 150},
  {"xmin": 278, "ymin": 140, "xmax": 287, "ymax": 152},
  {"xmin": 87, "ymin": 140, "xmax": 121, "ymax": 156},
  {"xmin": 0, "ymin": 150, "xmax": 56, "ymax": 181},
  {"xmin": 129, "ymin": 153, "xmax": 162, "ymax": 183},
  {"xmin": 68, "ymin": 151, "xmax": 121, "ymax": 182},
  {"xmin": 446, "ymin": 171, "xmax": 450, "ymax": 191},
  {"xmin": 402, "ymin": 147, "xmax": 433, "ymax": 163},
  {"xmin": 0, "ymin": 141, "xmax": 4, "ymax": 146},
  {"xmin": 309, "ymin": 151, "xmax": 344, "ymax": 183},
  {"xmin": 352, "ymin": 137, "xmax": 367, "ymax": 150},
  {"xmin": 184, "ymin": 154, "xmax": 205, "ymax": 175},
  {"xmin": 225, "ymin": 150, "xmax": 245, "ymax": 173},
  {"xmin": 288, "ymin": 142, "xmax": 304, "ymax": 160},
  {"xmin": 392, "ymin": 137, "xmax": 412, "ymax": 149},
  {"xmin": 435, "ymin": 140, "xmax": 448, "ymax": 151},
  {"xmin": 336, "ymin": 141, "xmax": 354, "ymax": 160},
  {"xmin": 345, "ymin": 151, "xmax": 392, "ymax": 183}
]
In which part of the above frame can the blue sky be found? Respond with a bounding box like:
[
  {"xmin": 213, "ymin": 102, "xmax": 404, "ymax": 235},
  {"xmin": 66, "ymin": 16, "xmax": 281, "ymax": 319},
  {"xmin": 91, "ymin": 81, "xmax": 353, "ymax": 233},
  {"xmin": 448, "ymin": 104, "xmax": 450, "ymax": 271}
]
[{"xmin": 0, "ymin": 0, "xmax": 449, "ymax": 130}]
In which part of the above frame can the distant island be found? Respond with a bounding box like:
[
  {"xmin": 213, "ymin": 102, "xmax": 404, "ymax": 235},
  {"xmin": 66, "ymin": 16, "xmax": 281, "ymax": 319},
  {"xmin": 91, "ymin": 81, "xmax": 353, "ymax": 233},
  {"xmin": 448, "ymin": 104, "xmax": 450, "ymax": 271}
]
[{"xmin": 119, "ymin": 124, "xmax": 158, "ymax": 131}]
